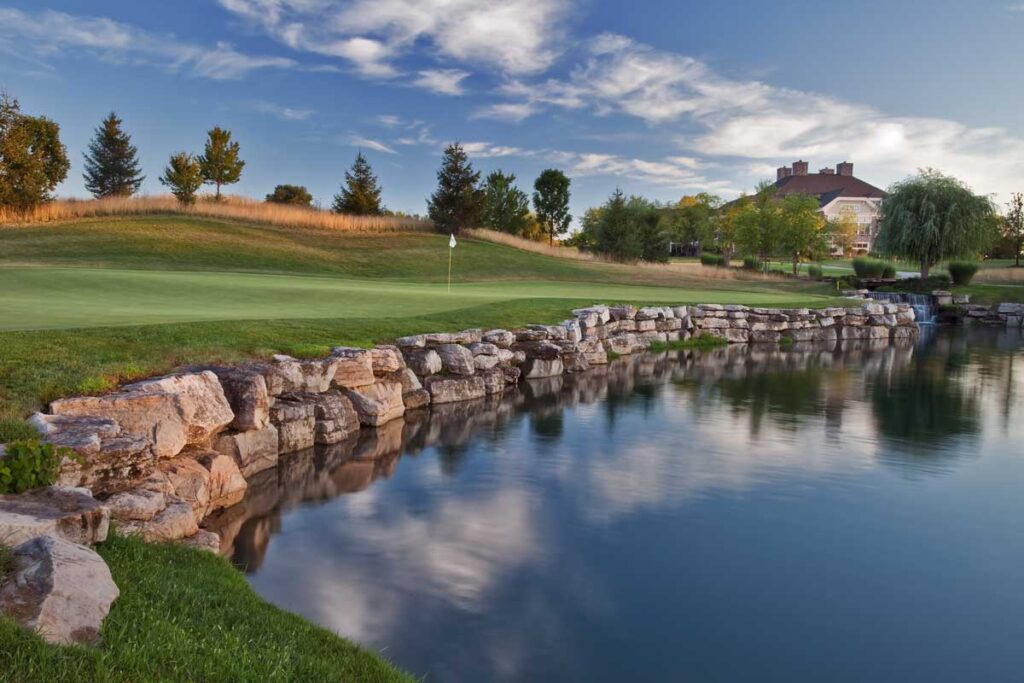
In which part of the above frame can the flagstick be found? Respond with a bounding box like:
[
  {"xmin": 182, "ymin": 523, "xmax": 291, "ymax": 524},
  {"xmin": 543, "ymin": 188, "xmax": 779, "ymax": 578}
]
[{"xmin": 447, "ymin": 243, "xmax": 453, "ymax": 293}]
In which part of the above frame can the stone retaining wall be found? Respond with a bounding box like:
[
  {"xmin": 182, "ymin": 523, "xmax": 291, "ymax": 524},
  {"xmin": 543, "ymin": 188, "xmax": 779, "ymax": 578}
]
[
  {"xmin": 961, "ymin": 302, "xmax": 1024, "ymax": 328},
  {"xmin": 5, "ymin": 301, "xmax": 917, "ymax": 554}
]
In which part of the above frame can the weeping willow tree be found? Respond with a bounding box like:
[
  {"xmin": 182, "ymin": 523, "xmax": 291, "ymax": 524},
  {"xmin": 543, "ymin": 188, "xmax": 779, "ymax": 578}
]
[{"xmin": 876, "ymin": 169, "xmax": 998, "ymax": 277}]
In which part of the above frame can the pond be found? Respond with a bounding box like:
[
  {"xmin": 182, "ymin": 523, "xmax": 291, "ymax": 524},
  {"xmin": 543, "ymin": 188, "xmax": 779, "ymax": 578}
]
[{"xmin": 207, "ymin": 328, "xmax": 1024, "ymax": 682}]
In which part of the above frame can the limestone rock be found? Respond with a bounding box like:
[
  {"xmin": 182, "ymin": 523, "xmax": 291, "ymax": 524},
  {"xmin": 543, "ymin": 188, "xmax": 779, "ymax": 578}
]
[
  {"xmin": 502, "ymin": 366, "xmax": 522, "ymax": 385},
  {"xmin": 371, "ymin": 346, "xmax": 405, "ymax": 375},
  {"xmin": 51, "ymin": 391, "xmax": 188, "ymax": 460},
  {"xmin": 329, "ymin": 348, "xmax": 376, "ymax": 389},
  {"xmin": 481, "ymin": 329, "xmax": 515, "ymax": 348},
  {"xmin": 28, "ymin": 414, "xmax": 118, "ymax": 456},
  {"xmin": 435, "ymin": 344, "xmax": 476, "ymax": 376},
  {"xmin": 158, "ymin": 457, "xmax": 211, "ymax": 518},
  {"xmin": 119, "ymin": 498, "xmax": 198, "ymax": 542},
  {"xmin": 212, "ymin": 424, "xmax": 279, "ymax": 478},
  {"xmin": 474, "ymin": 354, "xmax": 500, "ymax": 371},
  {"xmin": 344, "ymin": 381, "xmax": 405, "ymax": 426},
  {"xmin": 179, "ymin": 529, "xmax": 221, "ymax": 553},
  {"xmin": 403, "ymin": 348, "xmax": 443, "ymax": 377},
  {"xmin": 0, "ymin": 535, "xmax": 119, "ymax": 646},
  {"xmin": 395, "ymin": 334, "xmax": 426, "ymax": 349},
  {"xmin": 468, "ymin": 342, "xmax": 500, "ymax": 356},
  {"xmin": 479, "ymin": 368, "xmax": 507, "ymax": 395},
  {"xmin": 451, "ymin": 329, "xmax": 483, "ymax": 344},
  {"xmin": 403, "ymin": 388, "xmax": 431, "ymax": 409},
  {"xmin": 522, "ymin": 358, "xmax": 564, "ymax": 379},
  {"xmin": 198, "ymin": 366, "xmax": 269, "ymax": 431},
  {"xmin": 194, "ymin": 450, "xmax": 247, "ymax": 512},
  {"xmin": 0, "ymin": 487, "xmax": 110, "ymax": 547},
  {"xmin": 268, "ymin": 395, "xmax": 316, "ymax": 454},
  {"xmin": 120, "ymin": 371, "xmax": 234, "ymax": 445},
  {"xmin": 424, "ymin": 375, "xmax": 487, "ymax": 404},
  {"xmin": 310, "ymin": 391, "xmax": 360, "ymax": 444},
  {"xmin": 512, "ymin": 340, "xmax": 562, "ymax": 361},
  {"xmin": 561, "ymin": 351, "xmax": 590, "ymax": 373},
  {"xmin": 104, "ymin": 488, "xmax": 166, "ymax": 522}
]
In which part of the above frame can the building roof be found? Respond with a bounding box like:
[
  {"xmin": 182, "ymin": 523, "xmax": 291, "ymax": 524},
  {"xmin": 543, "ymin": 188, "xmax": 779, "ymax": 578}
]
[{"xmin": 774, "ymin": 173, "xmax": 887, "ymax": 208}]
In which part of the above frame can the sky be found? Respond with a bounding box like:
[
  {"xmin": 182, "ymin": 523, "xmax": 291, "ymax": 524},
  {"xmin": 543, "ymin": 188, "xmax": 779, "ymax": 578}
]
[{"xmin": 1, "ymin": 0, "xmax": 1023, "ymax": 222}]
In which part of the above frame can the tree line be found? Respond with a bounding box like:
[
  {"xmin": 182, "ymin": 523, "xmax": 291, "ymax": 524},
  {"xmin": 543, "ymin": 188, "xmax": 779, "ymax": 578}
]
[{"xmin": 1, "ymin": 92, "xmax": 1020, "ymax": 271}]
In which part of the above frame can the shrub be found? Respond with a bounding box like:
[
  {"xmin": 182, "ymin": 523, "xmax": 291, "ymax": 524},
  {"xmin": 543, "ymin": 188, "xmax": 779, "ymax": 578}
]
[
  {"xmin": 742, "ymin": 256, "xmax": 759, "ymax": 271},
  {"xmin": 947, "ymin": 261, "xmax": 981, "ymax": 285},
  {"xmin": 880, "ymin": 275, "xmax": 952, "ymax": 294},
  {"xmin": 700, "ymin": 252, "xmax": 726, "ymax": 267},
  {"xmin": 265, "ymin": 184, "xmax": 313, "ymax": 206},
  {"xmin": 807, "ymin": 264, "xmax": 823, "ymax": 279},
  {"xmin": 881, "ymin": 264, "xmax": 897, "ymax": 279},
  {"xmin": 852, "ymin": 257, "xmax": 890, "ymax": 278},
  {"xmin": 0, "ymin": 440, "xmax": 73, "ymax": 494}
]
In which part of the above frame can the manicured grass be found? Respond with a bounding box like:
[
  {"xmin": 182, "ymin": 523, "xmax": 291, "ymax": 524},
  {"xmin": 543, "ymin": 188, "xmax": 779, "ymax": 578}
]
[
  {"xmin": 954, "ymin": 284, "xmax": 1024, "ymax": 305},
  {"xmin": 0, "ymin": 534, "xmax": 412, "ymax": 683}
]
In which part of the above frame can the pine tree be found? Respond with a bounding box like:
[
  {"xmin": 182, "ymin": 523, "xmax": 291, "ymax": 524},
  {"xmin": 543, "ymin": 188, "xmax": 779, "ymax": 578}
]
[
  {"xmin": 532, "ymin": 168, "xmax": 572, "ymax": 245},
  {"xmin": 198, "ymin": 126, "xmax": 244, "ymax": 200},
  {"xmin": 159, "ymin": 152, "xmax": 203, "ymax": 205},
  {"xmin": 82, "ymin": 112, "xmax": 144, "ymax": 198},
  {"xmin": 482, "ymin": 170, "xmax": 530, "ymax": 235},
  {"xmin": 332, "ymin": 152, "xmax": 383, "ymax": 215},
  {"xmin": 427, "ymin": 142, "xmax": 484, "ymax": 234}
]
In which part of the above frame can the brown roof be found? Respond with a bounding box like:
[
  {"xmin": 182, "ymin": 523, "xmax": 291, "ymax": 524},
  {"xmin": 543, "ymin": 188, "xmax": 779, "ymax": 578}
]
[{"xmin": 774, "ymin": 173, "xmax": 887, "ymax": 207}]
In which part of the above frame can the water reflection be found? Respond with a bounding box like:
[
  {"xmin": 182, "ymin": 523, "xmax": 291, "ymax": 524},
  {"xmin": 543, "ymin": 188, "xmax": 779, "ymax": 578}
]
[{"xmin": 206, "ymin": 329, "xmax": 1024, "ymax": 682}]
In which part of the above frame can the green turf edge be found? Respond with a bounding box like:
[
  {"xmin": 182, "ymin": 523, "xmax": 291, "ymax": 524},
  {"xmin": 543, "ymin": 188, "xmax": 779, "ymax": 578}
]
[{"xmin": 0, "ymin": 533, "xmax": 413, "ymax": 683}]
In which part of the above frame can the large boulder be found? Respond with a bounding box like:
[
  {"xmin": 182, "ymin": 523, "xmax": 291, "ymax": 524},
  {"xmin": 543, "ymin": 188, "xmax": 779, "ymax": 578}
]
[
  {"xmin": 329, "ymin": 348, "xmax": 376, "ymax": 389},
  {"xmin": 482, "ymin": 329, "xmax": 515, "ymax": 348},
  {"xmin": 104, "ymin": 488, "xmax": 166, "ymax": 522},
  {"xmin": 29, "ymin": 413, "xmax": 155, "ymax": 496},
  {"xmin": 268, "ymin": 395, "xmax": 316, "ymax": 454},
  {"xmin": 258, "ymin": 355, "xmax": 338, "ymax": 395},
  {"xmin": 0, "ymin": 487, "xmax": 110, "ymax": 546},
  {"xmin": 344, "ymin": 381, "xmax": 405, "ymax": 426},
  {"xmin": 158, "ymin": 456, "xmax": 211, "ymax": 518},
  {"xmin": 522, "ymin": 358, "xmax": 564, "ymax": 379},
  {"xmin": 212, "ymin": 423, "xmax": 279, "ymax": 478},
  {"xmin": 424, "ymin": 376, "xmax": 487, "ymax": 404},
  {"xmin": 479, "ymin": 368, "xmax": 507, "ymax": 395},
  {"xmin": 370, "ymin": 346, "xmax": 405, "ymax": 375},
  {"xmin": 119, "ymin": 499, "xmax": 198, "ymax": 542},
  {"xmin": 120, "ymin": 372, "xmax": 234, "ymax": 445},
  {"xmin": 402, "ymin": 348, "xmax": 443, "ymax": 377},
  {"xmin": 195, "ymin": 366, "xmax": 269, "ymax": 431},
  {"xmin": 380, "ymin": 369, "xmax": 430, "ymax": 410},
  {"xmin": 310, "ymin": 391, "xmax": 360, "ymax": 444},
  {"xmin": 435, "ymin": 344, "xmax": 476, "ymax": 376},
  {"xmin": 193, "ymin": 450, "xmax": 247, "ymax": 512},
  {"xmin": 0, "ymin": 535, "xmax": 119, "ymax": 646}
]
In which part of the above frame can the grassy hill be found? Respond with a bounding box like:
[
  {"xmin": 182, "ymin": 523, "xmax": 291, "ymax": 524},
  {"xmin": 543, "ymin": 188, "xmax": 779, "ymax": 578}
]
[{"xmin": 0, "ymin": 214, "xmax": 847, "ymax": 433}]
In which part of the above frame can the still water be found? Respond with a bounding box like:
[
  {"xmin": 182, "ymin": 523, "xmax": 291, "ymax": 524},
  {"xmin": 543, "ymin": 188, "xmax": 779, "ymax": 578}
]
[{"xmin": 208, "ymin": 328, "xmax": 1024, "ymax": 682}]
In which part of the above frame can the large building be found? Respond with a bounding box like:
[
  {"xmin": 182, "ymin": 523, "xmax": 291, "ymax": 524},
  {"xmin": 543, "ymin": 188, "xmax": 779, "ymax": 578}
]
[{"xmin": 772, "ymin": 160, "xmax": 887, "ymax": 255}]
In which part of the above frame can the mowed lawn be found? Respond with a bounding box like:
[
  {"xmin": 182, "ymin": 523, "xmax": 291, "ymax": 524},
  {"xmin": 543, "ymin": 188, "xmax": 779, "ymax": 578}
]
[{"xmin": 0, "ymin": 215, "xmax": 846, "ymax": 429}]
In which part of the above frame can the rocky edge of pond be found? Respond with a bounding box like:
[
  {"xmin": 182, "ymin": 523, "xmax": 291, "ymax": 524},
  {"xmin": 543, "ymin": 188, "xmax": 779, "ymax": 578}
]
[{"xmin": 0, "ymin": 300, "xmax": 923, "ymax": 646}]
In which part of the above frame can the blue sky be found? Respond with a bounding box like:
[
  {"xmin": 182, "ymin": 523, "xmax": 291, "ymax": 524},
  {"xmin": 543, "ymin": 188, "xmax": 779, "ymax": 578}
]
[{"xmin": 2, "ymin": 0, "xmax": 1023, "ymax": 221}]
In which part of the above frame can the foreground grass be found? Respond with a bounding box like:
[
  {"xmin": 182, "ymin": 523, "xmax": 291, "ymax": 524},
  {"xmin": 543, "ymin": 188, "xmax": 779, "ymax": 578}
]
[{"xmin": 0, "ymin": 534, "xmax": 411, "ymax": 683}]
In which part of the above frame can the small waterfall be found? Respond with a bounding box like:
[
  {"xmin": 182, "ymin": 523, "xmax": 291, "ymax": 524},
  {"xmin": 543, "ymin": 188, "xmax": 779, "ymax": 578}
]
[{"xmin": 864, "ymin": 291, "xmax": 936, "ymax": 324}]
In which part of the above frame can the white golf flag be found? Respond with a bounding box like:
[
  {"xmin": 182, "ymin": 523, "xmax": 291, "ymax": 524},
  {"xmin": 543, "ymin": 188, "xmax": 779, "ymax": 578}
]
[{"xmin": 449, "ymin": 233, "xmax": 457, "ymax": 249}]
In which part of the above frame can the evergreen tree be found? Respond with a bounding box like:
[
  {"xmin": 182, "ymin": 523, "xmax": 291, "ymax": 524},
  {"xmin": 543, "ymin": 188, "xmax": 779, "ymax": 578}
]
[
  {"xmin": 427, "ymin": 142, "xmax": 484, "ymax": 234},
  {"xmin": 482, "ymin": 170, "xmax": 530, "ymax": 235},
  {"xmin": 332, "ymin": 152, "xmax": 384, "ymax": 215},
  {"xmin": 632, "ymin": 197, "xmax": 670, "ymax": 263},
  {"xmin": 0, "ymin": 92, "xmax": 69, "ymax": 212},
  {"xmin": 594, "ymin": 189, "xmax": 641, "ymax": 260},
  {"xmin": 266, "ymin": 184, "xmax": 313, "ymax": 206},
  {"xmin": 82, "ymin": 112, "xmax": 144, "ymax": 198},
  {"xmin": 159, "ymin": 152, "xmax": 203, "ymax": 204},
  {"xmin": 197, "ymin": 126, "xmax": 244, "ymax": 200},
  {"xmin": 532, "ymin": 168, "xmax": 571, "ymax": 245}
]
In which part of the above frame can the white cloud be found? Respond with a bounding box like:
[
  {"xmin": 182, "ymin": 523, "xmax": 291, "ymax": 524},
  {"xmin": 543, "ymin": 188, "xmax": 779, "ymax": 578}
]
[
  {"xmin": 255, "ymin": 101, "xmax": 314, "ymax": 121},
  {"xmin": 472, "ymin": 102, "xmax": 538, "ymax": 123},
  {"xmin": 217, "ymin": 0, "xmax": 572, "ymax": 84},
  {"xmin": 345, "ymin": 134, "xmax": 397, "ymax": 154},
  {"xmin": 412, "ymin": 69, "xmax": 470, "ymax": 96},
  {"xmin": 486, "ymin": 33, "xmax": 1024, "ymax": 198},
  {"xmin": 0, "ymin": 8, "xmax": 296, "ymax": 80}
]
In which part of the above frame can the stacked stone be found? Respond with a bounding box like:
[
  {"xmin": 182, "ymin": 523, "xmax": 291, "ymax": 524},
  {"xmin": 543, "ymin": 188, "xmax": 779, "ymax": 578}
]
[
  {"xmin": 963, "ymin": 302, "xmax": 1024, "ymax": 328},
  {"xmin": 396, "ymin": 328, "xmax": 523, "ymax": 403}
]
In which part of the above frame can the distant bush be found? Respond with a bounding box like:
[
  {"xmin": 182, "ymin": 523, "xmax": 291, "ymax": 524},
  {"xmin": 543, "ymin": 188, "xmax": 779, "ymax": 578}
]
[
  {"xmin": 700, "ymin": 253, "xmax": 726, "ymax": 267},
  {"xmin": 0, "ymin": 440, "xmax": 74, "ymax": 494},
  {"xmin": 852, "ymin": 257, "xmax": 893, "ymax": 278},
  {"xmin": 742, "ymin": 256, "xmax": 759, "ymax": 271},
  {"xmin": 807, "ymin": 264, "xmax": 823, "ymax": 279},
  {"xmin": 947, "ymin": 261, "xmax": 981, "ymax": 285},
  {"xmin": 881, "ymin": 274, "xmax": 952, "ymax": 294},
  {"xmin": 266, "ymin": 184, "xmax": 313, "ymax": 206}
]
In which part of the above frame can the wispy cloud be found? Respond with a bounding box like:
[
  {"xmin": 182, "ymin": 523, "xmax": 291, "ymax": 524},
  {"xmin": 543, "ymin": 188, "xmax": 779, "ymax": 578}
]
[
  {"xmin": 0, "ymin": 8, "xmax": 296, "ymax": 80},
  {"xmin": 254, "ymin": 101, "xmax": 314, "ymax": 121},
  {"xmin": 487, "ymin": 33, "xmax": 1024, "ymax": 198},
  {"xmin": 345, "ymin": 134, "xmax": 398, "ymax": 154},
  {"xmin": 217, "ymin": 0, "xmax": 572, "ymax": 87},
  {"xmin": 412, "ymin": 69, "xmax": 470, "ymax": 96}
]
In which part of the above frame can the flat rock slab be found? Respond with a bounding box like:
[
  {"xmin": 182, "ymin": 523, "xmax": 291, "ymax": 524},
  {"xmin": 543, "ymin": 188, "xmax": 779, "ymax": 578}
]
[
  {"xmin": 119, "ymin": 498, "xmax": 198, "ymax": 542},
  {"xmin": 0, "ymin": 487, "xmax": 109, "ymax": 547},
  {"xmin": 344, "ymin": 382, "xmax": 405, "ymax": 426},
  {"xmin": 0, "ymin": 535, "xmax": 119, "ymax": 646}
]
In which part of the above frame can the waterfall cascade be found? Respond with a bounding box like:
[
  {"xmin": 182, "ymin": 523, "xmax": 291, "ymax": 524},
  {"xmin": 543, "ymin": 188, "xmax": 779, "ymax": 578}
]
[{"xmin": 865, "ymin": 291, "xmax": 936, "ymax": 323}]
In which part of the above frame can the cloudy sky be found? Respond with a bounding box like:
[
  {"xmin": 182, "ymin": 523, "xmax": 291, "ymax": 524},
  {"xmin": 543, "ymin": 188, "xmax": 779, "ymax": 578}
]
[{"xmin": 2, "ymin": 0, "xmax": 1023, "ymax": 220}]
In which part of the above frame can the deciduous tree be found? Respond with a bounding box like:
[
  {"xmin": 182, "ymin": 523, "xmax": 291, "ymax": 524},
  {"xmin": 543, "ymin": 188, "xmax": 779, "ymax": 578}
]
[
  {"xmin": 876, "ymin": 169, "xmax": 998, "ymax": 277},
  {"xmin": 333, "ymin": 152, "xmax": 384, "ymax": 215},
  {"xmin": 779, "ymin": 193, "xmax": 827, "ymax": 276},
  {"xmin": 482, "ymin": 170, "xmax": 530, "ymax": 235},
  {"xmin": 826, "ymin": 206, "xmax": 859, "ymax": 257},
  {"xmin": 532, "ymin": 169, "xmax": 571, "ymax": 245},
  {"xmin": 427, "ymin": 142, "xmax": 484, "ymax": 234},
  {"xmin": 198, "ymin": 126, "xmax": 244, "ymax": 200},
  {"xmin": 734, "ymin": 182, "xmax": 784, "ymax": 271},
  {"xmin": 0, "ymin": 93, "xmax": 69, "ymax": 212},
  {"xmin": 266, "ymin": 184, "xmax": 312, "ymax": 206},
  {"xmin": 82, "ymin": 112, "xmax": 144, "ymax": 198},
  {"xmin": 160, "ymin": 152, "xmax": 203, "ymax": 205},
  {"xmin": 1004, "ymin": 192, "xmax": 1023, "ymax": 268}
]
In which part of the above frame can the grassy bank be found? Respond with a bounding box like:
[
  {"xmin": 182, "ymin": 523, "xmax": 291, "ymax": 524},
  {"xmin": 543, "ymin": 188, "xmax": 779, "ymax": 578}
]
[
  {"xmin": 0, "ymin": 214, "xmax": 850, "ymax": 429},
  {"xmin": 0, "ymin": 534, "xmax": 411, "ymax": 682}
]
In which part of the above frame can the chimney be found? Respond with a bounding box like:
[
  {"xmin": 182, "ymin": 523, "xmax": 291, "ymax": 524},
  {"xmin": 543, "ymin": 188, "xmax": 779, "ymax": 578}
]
[
  {"xmin": 776, "ymin": 166, "xmax": 793, "ymax": 181},
  {"xmin": 819, "ymin": 167, "xmax": 835, "ymax": 175},
  {"xmin": 837, "ymin": 161, "xmax": 854, "ymax": 177},
  {"xmin": 792, "ymin": 160, "xmax": 809, "ymax": 176}
]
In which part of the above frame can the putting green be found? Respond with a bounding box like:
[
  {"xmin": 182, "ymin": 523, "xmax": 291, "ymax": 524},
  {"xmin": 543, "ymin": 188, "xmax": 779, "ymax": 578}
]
[{"xmin": 0, "ymin": 266, "xmax": 832, "ymax": 331}]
